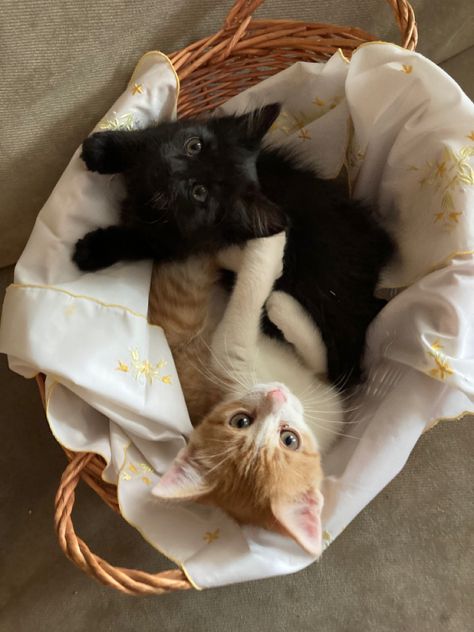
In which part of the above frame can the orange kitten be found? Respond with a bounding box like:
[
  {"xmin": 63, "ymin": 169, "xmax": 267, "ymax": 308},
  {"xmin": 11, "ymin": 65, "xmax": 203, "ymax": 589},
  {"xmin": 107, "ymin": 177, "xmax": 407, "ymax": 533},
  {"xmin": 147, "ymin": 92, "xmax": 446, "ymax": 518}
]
[{"xmin": 149, "ymin": 235, "xmax": 343, "ymax": 555}]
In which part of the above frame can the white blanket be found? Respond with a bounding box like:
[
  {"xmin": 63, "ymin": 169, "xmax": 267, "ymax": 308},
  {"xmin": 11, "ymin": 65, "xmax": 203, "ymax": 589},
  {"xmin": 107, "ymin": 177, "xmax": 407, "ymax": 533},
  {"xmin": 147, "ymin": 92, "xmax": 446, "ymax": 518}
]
[{"xmin": 1, "ymin": 44, "xmax": 473, "ymax": 589}]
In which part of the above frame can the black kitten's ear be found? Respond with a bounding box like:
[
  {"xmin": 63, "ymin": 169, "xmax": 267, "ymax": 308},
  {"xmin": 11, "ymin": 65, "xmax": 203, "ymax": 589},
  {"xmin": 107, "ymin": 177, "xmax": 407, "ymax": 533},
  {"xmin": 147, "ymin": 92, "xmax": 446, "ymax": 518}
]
[
  {"xmin": 81, "ymin": 130, "xmax": 140, "ymax": 174},
  {"xmin": 236, "ymin": 103, "xmax": 282, "ymax": 142},
  {"xmin": 232, "ymin": 188, "xmax": 288, "ymax": 240}
]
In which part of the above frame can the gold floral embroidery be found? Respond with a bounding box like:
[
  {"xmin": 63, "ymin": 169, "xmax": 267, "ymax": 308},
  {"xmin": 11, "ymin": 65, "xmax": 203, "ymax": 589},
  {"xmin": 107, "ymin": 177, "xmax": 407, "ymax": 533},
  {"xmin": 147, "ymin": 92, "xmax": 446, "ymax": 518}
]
[
  {"xmin": 345, "ymin": 121, "xmax": 367, "ymax": 192},
  {"xmin": 347, "ymin": 147, "xmax": 366, "ymax": 169},
  {"xmin": 415, "ymin": 145, "xmax": 474, "ymax": 230},
  {"xmin": 99, "ymin": 112, "xmax": 136, "ymax": 131},
  {"xmin": 401, "ymin": 64, "xmax": 413, "ymax": 74},
  {"xmin": 117, "ymin": 348, "xmax": 172, "ymax": 385},
  {"xmin": 322, "ymin": 529, "xmax": 332, "ymax": 550},
  {"xmin": 426, "ymin": 339, "xmax": 454, "ymax": 381},
  {"xmin": 139, "ymin": 462, "xmax": 153, "ymax": 473},
  {"xmin": 203, "ymin": 528, "xmax": 220, "ymax": 544},
  {"xmin": 467, "ymin": 131, "xmax": 474, "ymax": 142},
  {"xmin": 313, "ymin": 97, "xmax": 326, "ymax": 107},
  {"xmin": 131, "ymin": 82, "xmax": 143, "ymax": 95},
  {"xmin": 298, "ymin": 128, "xmax": 311, "ymax": 141},
  {"xmin": 271, "ymin": 109, "xmax": 318, "ymax": 136},
  {"xmin": 329, "ymin": 95, "xmax": 343, "ymax": 109},
  {"xmin": 435, "ymin": 161, "xmax": 446, "ymax": 177},
  {"xmin": 121, "ymin": 462, "xmax": 155, "ymax": 486}
]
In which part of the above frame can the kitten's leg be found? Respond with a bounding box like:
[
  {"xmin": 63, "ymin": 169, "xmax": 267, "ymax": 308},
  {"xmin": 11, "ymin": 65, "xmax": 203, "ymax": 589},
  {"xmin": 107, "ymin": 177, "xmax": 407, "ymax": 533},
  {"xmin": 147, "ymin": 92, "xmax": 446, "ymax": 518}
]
[
  {"xmin": 266, "ymin": 291, "xmax": 327, "ymax": 375},
  {"xmin": 72, "ymin": 226, "xmax": 152, "ymax": 271},
  {"xmin": 81, "ymin": 130, "xmax": 141, "ymax": 174},
  {"xmin": 211, "ymin": 233, "xmax": 286, "ymax": 373},
  {"xmin": 216, "ymin": 244, "xmax": 245, "ymax": 273}
]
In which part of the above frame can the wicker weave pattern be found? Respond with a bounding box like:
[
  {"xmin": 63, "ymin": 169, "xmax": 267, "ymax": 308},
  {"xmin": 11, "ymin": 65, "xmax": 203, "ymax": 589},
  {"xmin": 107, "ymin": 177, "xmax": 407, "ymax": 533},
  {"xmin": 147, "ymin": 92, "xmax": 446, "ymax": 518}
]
[{"xmin": 40, "ymin": 0, "xmax": 417, "ymax": 595}]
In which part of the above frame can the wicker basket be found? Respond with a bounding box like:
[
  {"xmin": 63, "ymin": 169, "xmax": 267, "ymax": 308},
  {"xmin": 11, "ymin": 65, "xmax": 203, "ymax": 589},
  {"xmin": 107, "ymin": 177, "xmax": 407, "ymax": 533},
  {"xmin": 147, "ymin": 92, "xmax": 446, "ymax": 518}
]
[{"xmin": 37, "ymin": 0, "xmax": 418, "ymax": 595}]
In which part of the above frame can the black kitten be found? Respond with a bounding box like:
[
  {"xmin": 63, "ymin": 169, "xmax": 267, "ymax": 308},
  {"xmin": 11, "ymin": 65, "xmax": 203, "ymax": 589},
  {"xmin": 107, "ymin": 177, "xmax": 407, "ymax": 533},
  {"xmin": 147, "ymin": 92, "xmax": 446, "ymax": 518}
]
[
  {"xmin": 74, "ymin": 108, "xmax": 287, "ymax": 271},
  {"xmin": 74, "ymin": 104, "xmax": 394, "ymax": 385}
]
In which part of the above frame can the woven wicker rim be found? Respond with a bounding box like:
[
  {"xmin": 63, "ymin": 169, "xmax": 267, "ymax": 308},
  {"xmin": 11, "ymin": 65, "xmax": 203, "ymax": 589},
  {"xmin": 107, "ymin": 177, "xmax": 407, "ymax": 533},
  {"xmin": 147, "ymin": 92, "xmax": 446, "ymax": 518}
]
[{"xmin": 39, "ymin": 0, "xmax": 417, "ymax": 595}]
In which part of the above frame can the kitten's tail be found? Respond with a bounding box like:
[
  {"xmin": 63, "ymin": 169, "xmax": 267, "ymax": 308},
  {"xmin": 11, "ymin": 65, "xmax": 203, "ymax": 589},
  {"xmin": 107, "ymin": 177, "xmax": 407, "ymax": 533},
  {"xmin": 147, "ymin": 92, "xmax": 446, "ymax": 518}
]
[{"xmin": 148, "ymin": 256, "xmax": 220, "ymax": 348}]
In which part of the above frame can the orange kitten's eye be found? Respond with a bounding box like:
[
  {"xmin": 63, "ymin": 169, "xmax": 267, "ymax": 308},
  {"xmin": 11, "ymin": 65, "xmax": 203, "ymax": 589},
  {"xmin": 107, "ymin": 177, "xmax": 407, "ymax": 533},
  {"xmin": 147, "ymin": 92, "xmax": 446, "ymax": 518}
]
[
  {"xmin": 184, "ymin": 137, "xmax": 202, "ymax": 156},
  {"xmin": 229, "ymin": 413, "xmax": 253, "ymax": 429},
  {"xmin": 280, "ymin": 429, "xmax": 300, "ymax": 450}
]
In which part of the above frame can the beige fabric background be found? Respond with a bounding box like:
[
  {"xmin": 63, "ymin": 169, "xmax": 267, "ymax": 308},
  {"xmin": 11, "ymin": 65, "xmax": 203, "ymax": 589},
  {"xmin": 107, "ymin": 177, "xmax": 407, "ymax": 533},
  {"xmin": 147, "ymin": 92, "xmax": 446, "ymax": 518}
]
[{"xmin": 0, "ymin": 0, "xmax": 473, "ymax": 267}]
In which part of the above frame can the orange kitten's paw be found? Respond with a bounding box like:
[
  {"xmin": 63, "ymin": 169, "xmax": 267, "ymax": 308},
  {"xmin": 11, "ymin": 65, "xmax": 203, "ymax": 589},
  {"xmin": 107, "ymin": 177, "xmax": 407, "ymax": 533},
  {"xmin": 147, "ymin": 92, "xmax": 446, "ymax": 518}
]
[
  {"xmin": 246, "ymin": 232, "xmax": 286, "ymax": 281},
  {"xmin": 217, "ymin": 245, "xmax": 245, "ymax": 272}
]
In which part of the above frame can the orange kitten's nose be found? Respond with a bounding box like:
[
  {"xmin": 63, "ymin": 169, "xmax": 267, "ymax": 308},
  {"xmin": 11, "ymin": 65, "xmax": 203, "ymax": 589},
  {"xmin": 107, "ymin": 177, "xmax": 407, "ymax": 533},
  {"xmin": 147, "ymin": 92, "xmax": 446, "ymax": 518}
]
[{"xmin": 267, "ymin": 388, "xmax": 287, "ymax": 405}]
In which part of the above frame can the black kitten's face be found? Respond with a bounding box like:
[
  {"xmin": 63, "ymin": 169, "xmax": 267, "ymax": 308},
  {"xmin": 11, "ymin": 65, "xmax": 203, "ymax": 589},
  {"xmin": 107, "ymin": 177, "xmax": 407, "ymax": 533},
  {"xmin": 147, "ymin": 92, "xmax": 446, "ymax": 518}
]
[{"xmin": 82, "ymin": 104, "xmax": 287, "ymax": 249}]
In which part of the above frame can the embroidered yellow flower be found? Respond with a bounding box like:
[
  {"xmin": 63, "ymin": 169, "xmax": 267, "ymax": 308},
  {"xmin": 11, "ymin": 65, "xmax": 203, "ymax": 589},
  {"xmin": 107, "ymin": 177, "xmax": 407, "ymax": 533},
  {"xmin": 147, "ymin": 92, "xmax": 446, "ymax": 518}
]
[
  {"xmin": 121, "ymin": 462, "xmax": 155, "ymax": 485},
  {"xmin": 271, "ymin": 109, "xmax": 314, "ymax": 136},
  {"xmin": 430, "ymin": 339, "xmax": 443, "ymax": 351},
  {"xmin": 298, "ymin": 128, "xmax": 311, "ymax": 141},
  {"xmin": 116, "ymin": 350, "xmax": 171, "ymax": 384},
  {"xmin": 131, "ymin": 82, "xmax": 143, "ymax": 95},
  {"xmin": 139, "ymin": 462, "xmax": 153, "ymax": 473},
  {"xmin": 415, "ymin": 145, "xmax": 473, "ymax": 229},
  {"xmin": 203, "ymin": 529, "xmax": 220, "ymax": 544},
  {"xmin": 467, "ymin": 131, "xmax": 474, "ymax": 142},
  {"xmin": 401, "ymin": 64, "xmax": 413, "ymax": 74},
  {"xmin": 99, "ymin": 112, "xmax": 136, "ymax": 131},
  {"xmin": 448, "ymin": 211, "xmax": 462, "ymax": 224},
  {"xmin": 313, "ymin": 97, "xmax": 326, "ymax": 107},
  {"xmin": 429, "ymin": 356, "xmax": 454, "ymax": 380},
  {"xmin": 435, "ymin": 161, "xmax": 446, "ymax": 177},
  {"xmin": 322, "ymin": 529, "xmax": 332, "ymax": 550},
  {"xmin": 426, "ymin": 340, "xmax": 454, "ymax": 381}
]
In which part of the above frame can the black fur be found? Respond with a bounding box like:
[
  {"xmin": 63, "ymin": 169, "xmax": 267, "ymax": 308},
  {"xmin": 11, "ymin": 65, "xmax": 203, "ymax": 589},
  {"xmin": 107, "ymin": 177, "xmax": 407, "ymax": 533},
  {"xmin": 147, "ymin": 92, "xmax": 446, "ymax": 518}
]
[{"xmin": 74, "ymin": 104, "xmax": 394, "ymax": 385}]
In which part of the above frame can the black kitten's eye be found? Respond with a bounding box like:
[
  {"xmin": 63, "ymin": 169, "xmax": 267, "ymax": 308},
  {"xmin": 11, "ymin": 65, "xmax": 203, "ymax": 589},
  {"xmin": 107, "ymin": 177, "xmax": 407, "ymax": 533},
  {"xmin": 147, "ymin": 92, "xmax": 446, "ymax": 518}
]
[
  {"xmin": 280, "ymin": 429, "xmax": 300, "ymax": 450},
  {"xmin": 192, "ymin": 183, "xmax": 208, "ymax": 203},
  {"xmin": 229, "ymin": 413, "xmax": 253, "ymax": 429},
  {"xmin": 184, "ymin": 137, "xmax": 202, "ymax": 156}
]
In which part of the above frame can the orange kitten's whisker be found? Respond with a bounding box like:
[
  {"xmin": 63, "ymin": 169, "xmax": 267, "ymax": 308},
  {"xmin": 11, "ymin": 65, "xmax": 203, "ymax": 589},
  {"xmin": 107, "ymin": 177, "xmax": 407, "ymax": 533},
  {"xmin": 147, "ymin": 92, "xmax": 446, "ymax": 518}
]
[
  {"xmin": 305, "ymin": 420, "xmax": 361, "ymax": 440},
  {"xmin": 204, "ymin": 451, "xmax": 236, "ymax": 476},
  {"xmin": 186, "ymin": 359, "xmax": 230, "ymax": 391},
  {"xmin": 222, "ymin": 334, "xmax": 254, "ymax": 391},
  {"xmin": 199, "ymin": 336, "xmax": 250, "ymax": 392},
  {"xmin": 185, "ymin": 348, "xmax": 232, "ymax": 391}
]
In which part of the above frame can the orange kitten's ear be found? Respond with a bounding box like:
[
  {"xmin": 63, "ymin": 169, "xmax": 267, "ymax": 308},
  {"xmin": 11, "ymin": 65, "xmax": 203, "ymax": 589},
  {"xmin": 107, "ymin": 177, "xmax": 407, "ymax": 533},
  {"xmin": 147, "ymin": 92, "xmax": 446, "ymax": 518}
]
[
  {"xmin": 152, "ymin": 447, "xmax": 212, "ymax": 502},
  {"xmin": 271, "ymin": 487, "xmax": 324, "ymax": 556}
]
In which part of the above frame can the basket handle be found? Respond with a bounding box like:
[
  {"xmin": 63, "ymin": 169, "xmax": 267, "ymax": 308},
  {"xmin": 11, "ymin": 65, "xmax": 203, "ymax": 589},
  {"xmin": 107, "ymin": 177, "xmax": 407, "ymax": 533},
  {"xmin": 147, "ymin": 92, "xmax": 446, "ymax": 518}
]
[
  {"xmin": 54, "ymin": 452, "xmax": 193, "ymax": 594},
  {"xmin": 222, "ymin": 0, "xmax": 417, "ymax": 49},
  {"xmin": 224, "ymin": 0, "xmax": 265, "ymax": 29},
  {"xmin": 386, "ymin": 0, "xmax": 418, "ymax": 49}
]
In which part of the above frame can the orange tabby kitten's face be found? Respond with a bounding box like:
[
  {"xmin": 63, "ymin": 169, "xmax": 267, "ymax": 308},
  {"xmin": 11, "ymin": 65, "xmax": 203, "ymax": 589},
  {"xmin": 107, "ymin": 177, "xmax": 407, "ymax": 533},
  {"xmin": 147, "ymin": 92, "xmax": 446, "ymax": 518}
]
[{"xmin": 152, "ymin": 382, "xmax": 325, "ymax": 556}]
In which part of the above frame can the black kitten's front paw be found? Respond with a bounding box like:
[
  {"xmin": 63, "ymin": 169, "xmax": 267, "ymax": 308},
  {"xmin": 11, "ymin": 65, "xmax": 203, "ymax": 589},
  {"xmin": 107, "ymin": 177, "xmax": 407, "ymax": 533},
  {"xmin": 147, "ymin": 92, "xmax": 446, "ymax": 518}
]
[
  {"xmin": 73, "ymin": 228, "xmax": 121, "ymax": 271},
  {"xmin": 81, "ymin": 132, "xmax": 121, "ymax": 174}
]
